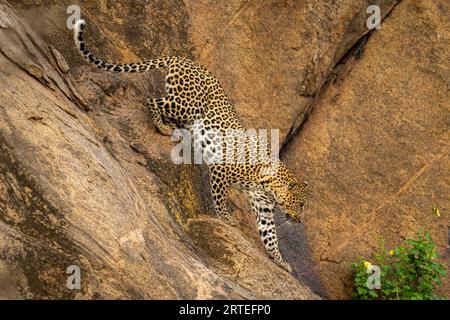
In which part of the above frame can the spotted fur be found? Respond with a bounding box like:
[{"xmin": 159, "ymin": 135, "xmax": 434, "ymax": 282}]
[{"xmin": 74, "ymin": 20, "xmax": 308, "ymax": 272}]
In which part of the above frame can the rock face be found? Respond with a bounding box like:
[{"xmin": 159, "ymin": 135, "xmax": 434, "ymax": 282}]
[
  {"xmin": 1, "ymin": 0, "xmax": 448, "ymax": 299},
  {"xmin": 0, "ymin": 1, "xmax": 318, "ymax": 299},
  {"xmin": 283, "ymin": 0, "xmax": 450, "ymax": 298}
]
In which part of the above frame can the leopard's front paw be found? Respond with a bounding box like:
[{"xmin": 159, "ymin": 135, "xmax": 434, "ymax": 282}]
[
  {"xmin": 277, "ymin": 260, "xmax": 293, "ymax": 273},
  {"xmin": 217, "ymin": 213, "xmax": 238, "ymax": 226},
  {"xmin": 225, "ymin": 216, "xmax": 239, "ymax": 226}
]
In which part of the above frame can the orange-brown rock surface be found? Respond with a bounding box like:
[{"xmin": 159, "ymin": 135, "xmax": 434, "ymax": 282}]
[
  {"xmin": 283, "ymin": 0, "xmax": 450, "ymax": 298},
  {"xmin": 1, "ymin": 0, "xmax": 448, "ymax": 299},
  {"xmin": 0, "ymin": 0, "xmax": 319, "ymax": 299}
]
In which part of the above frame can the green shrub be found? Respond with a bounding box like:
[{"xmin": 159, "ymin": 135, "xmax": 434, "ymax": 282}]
[{"xmin": 351, "ymin": 230, "xmax": 447, "ymax": 300}]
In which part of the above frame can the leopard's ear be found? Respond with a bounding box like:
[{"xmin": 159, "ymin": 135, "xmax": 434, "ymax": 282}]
[{"xmin": 258, "ymin": 165, "xmax": 276, "ymax": 183}]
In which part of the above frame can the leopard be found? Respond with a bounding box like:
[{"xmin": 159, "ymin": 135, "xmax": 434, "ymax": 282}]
[{"xmin": 73, "ymin": 19, "xmax": 308, "ymax": 272}]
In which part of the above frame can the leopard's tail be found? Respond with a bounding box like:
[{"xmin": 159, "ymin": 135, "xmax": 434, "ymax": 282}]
[{"xmin": 73, "ymin": 20, "xmax": 176, "ymax": 73}]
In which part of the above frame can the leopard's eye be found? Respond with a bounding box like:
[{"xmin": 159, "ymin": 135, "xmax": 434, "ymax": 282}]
[{"xmin": 288, "ymin": 183, "xmax": 296, "ymax": 190}]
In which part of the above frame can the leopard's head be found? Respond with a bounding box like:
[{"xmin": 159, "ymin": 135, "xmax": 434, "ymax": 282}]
[{"xmin": 259, "ymin": 161, "xmax": 308, "ymax": 223}]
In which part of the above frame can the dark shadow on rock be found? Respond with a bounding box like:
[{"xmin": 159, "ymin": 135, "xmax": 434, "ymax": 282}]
[{"xmin": 275, "ymin": 209, "xmax": 328, "ymax": 298}]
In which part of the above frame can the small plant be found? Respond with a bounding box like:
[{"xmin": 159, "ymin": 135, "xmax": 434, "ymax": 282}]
[{"xmin": 351, "ymin": 230, "xmax": 447, "ymax": 300}]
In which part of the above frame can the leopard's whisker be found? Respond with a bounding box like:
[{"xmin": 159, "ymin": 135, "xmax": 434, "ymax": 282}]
[{"xmin": 278, "ymin": 220, "xmax": 291, "ymax": 234}]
